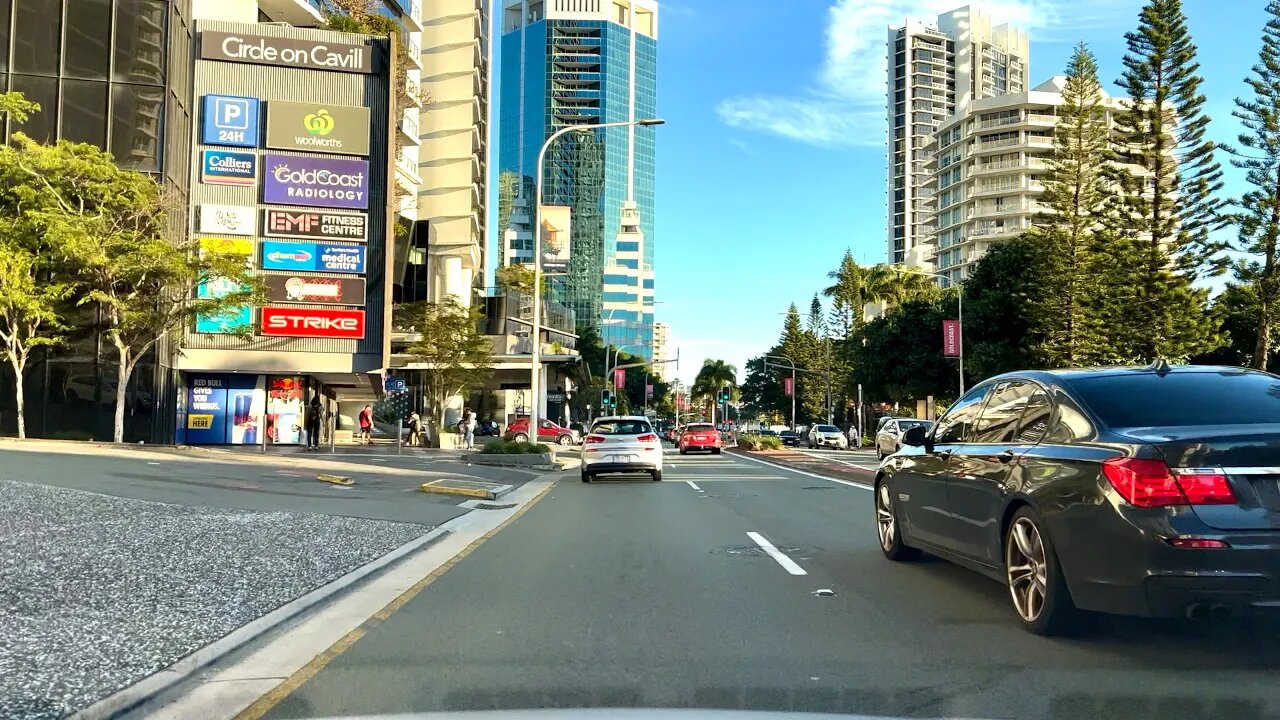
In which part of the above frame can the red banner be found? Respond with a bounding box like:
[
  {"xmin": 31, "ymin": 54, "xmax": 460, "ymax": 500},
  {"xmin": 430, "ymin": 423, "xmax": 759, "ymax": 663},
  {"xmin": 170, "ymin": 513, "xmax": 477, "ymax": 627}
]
[
  {"xmin": 614, "ymin": 367, "xmax": 626, "ymax": 389},
  {"xmin": 783, "ymin": 376, "xmax": 794, "ymax": 396},
  {"xmin": 261, "ymin": 307, "xmax": 366, "ymax": 339},
  {"xmin": 943, "ymin": 319, "xmax": 961, "ymax": 357}
]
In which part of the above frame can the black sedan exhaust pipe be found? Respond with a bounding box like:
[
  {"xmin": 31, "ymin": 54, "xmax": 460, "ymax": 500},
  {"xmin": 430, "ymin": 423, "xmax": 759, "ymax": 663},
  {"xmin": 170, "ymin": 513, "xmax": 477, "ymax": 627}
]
[{"xmin": 1185, "ymin": 603, "xmax": 1235, "ymax": 621}]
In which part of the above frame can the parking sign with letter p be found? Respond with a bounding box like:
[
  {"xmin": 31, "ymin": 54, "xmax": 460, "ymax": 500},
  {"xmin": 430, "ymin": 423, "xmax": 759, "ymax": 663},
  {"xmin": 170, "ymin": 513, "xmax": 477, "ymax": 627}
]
[{"xmin": 202, "ymin": 94, "xmax": 260, "ymax": 147}]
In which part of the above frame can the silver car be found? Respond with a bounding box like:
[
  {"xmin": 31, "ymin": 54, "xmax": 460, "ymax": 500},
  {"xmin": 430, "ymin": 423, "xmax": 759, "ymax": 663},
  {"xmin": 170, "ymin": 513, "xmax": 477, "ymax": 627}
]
[{"xmin": 875, "ymin": 418, "xmax": 934, "ymax": 459}]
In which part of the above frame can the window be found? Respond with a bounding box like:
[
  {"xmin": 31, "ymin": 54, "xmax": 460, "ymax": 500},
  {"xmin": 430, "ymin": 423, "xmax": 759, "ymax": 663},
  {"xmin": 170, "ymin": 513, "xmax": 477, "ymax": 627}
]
[
  {"xmin": 8, "ymin": 75, "xmax": 58, "ymax": 143},
  {"xmin": 14, "ymin": 0, "xmax": 61, "ymax": 76},
  {"xmin": 591, "ymin": 419, "xmax": 652, "ymax": 435},
  {"xmin": 1067, "ymin": 371, "xmax": 1280, "ymax": 427},
  {"xmin": 1014, "ymin": 389, "xmax": 1053, "ymax": 444},
  {"xmin": 113, "ymin": 0, "xmax": 167, "ymax": 85},
  {"xmin": 61, "ymin": 80, "xmax": 109, "ymax": 148},
  {"xmin": 64, "ymin": 0, "xmax": 112, "ymax": 80},
  {"xmin": 616, "ymin": 241, "xmax": 639, "ymax": 252},
  {"xmin": 1045, "ymin": 399, "xmax": 1094, "ymax": 443},
  {"xmin": 934, "ymin": 386, "xmax": 991, "ymax": 444},
  {"xmin": 111, "ymin": 83, "xmax": 164, "ymax": 172},
  {"xmin": 971, "ymin": 381, "xmax": 1036, "ymax": 443}
]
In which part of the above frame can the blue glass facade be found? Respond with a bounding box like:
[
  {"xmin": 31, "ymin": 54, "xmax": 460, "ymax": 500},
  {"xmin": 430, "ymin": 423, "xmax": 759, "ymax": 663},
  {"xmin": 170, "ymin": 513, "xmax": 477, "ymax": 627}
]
[{"xmin": 498, "ymin": 12, "xmax": 657, "ymax": 358}]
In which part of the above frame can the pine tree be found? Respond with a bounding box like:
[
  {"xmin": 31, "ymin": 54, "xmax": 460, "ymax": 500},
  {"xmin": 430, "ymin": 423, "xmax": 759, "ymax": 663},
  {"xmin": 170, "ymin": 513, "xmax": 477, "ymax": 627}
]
[
  {"xmin": 1032, "ymin": 42, "xmax": 1111, "ymax": 366},
  {"xmin": 1108, "ymin": 0, "xmax": 1223, "ymax": 361},
  {"xmin": 1225, "ymin": 0, "xmax": 1280, "ymax": 369}
]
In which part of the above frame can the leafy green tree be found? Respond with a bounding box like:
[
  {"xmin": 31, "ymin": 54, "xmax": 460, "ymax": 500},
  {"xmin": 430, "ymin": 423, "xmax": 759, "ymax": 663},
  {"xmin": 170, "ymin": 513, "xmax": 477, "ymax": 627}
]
[
  {"xmin": 1032, "ymin": 43, "xmax": 1112, "ymax": 366},
  {"xmin": 740, "ymin": 356, "xmax": 787, "ymax": 422},
  {"xmin": 1224, "ymin": 0, "xmax": 1280, "ymax": 369},
  {"xmin": 19, "ymin": 137, "xmax": 258, "ymax": 443},
  {"xmin": 1107, "ymin": 0, "xmax": 1223, "ymax": 360},
  {"xmin": 1191, "ymin": 283, "xmax": 1280, "ymax": 371},
  {"xmin": 691, "ymin": 358, "xmax": 736, "ymax": 421},
  {"xmin": 963, "ymin": 236, "xmax": 1048, "ymax": 380},
  {"xmin": 849, "ymin": 296, "xmax": 957, "ymax": 405},
  {"xmin": 405, "ymin": 298, "xmax": 494, "ymax": 445},
  {"xmin": 0, "ymin": 93, "xmax": 60, "ymax": 439}
]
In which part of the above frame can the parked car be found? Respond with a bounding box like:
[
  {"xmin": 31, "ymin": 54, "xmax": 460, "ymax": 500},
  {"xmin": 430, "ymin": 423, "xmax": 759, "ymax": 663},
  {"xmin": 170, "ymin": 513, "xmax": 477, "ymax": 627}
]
[
  {"xmin": 875, "ymin": 418, "xmax": 935, "ymax": 459},
  {"xmin": 476, "ymin": 420, "xmax": 501, "ymax": 437},
  {"xmin": 503, "ymin": 417, "xmax": 576, "ymax": 446},
  {"xmin": 874, "ymin": 364, "xmax": 1280, "ymax": 635},
  {"xmin": 757, "ymin": 429, "xmax": 779, "ymax": 438},
  {"xmin": 679, "ymin": 422, "xmax": 722, "ymax": 455},
  {"xmin": 581, "ymin": 416, "xmax": 663, "ymax": 482},
  {"xmin": 778, "ymin": 430, "xmax": 801, "ymax": 446},
  {"xmin": 806, "ymin": 424, "xmax": 848, "ymax": 449}
]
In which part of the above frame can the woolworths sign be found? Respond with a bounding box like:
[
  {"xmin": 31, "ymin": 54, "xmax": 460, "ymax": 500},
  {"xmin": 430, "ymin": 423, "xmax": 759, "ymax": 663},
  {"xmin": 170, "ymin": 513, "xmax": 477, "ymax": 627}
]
[
  {"xmin": 265, "ymin": 101, "xmax": 371, "ymax": 156},
  {"xmin": 201, "ymin": 30, "xmax": 373, "ymax": 74}
]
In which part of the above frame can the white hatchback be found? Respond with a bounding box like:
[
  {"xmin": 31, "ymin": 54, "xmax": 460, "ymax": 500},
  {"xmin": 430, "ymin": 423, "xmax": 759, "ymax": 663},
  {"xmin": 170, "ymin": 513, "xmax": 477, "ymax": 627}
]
[{"xmin": 581, "ymin": 416, "xmax": 664, "ymax": 482}]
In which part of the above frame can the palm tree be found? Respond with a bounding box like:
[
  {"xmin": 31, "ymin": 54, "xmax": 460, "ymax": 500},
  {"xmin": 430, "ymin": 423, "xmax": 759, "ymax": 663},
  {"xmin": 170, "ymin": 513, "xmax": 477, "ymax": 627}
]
[{"xmin": 691, "ymin": 358, "xmax": 737, "ymax": 420}]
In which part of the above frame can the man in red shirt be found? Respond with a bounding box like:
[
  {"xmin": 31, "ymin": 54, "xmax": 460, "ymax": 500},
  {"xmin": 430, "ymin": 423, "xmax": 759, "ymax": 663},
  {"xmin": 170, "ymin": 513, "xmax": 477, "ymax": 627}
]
[{"xmin": 359, "ymin": 404, "xmax": 374, "ymax": 445}]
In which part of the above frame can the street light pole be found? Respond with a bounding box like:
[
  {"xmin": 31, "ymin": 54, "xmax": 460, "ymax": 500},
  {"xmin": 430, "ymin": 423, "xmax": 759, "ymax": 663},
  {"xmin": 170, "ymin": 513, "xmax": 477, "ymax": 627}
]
[
  {"xmin": 888, "ymin": 267, "xmax": 964, "ymax": 395},
  {"xmin": 531, "ymin": 118, "xmax": 665, "ymax": 437}
]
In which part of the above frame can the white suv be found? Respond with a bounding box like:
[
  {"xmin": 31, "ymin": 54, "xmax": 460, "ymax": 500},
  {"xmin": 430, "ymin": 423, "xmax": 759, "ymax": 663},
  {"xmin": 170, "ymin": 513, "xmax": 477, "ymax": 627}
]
[
  {"xmin": 807, "ymin": 424, "xmax": 848, "ymax": 449},
  {"xmin": 582, "ymin": 416, "xmax": 664, "ymax": 482}
]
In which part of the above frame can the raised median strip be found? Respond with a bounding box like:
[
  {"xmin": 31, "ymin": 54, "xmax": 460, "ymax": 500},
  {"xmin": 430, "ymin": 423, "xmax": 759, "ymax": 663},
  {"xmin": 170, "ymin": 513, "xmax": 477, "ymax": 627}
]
[
  {"xmin": 316, "ymin": 473, "xmax": 354, "ymax": 486},
  {"xmin": 419, "ymin": 478, "xmax": 514, "ymax": 501}
]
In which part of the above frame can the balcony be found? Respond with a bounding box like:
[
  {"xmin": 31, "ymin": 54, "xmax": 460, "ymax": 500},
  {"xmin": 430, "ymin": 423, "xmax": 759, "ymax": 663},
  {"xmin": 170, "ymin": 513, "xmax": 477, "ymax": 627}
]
[
  {"xmin": 972, "ymin": 201, "xmax": 1029, "ymax": 218},
  {"xmin": 971, "ymin": 221, "xmax": 1029, "ymax": 238},
  {"xmin": 1027, "ymin": 135, "xmax": 1054, "ymax": 148},
  {"xmin": 1026, "ymin": 113, "xmax": 1056, "ymax": 127},
  {"xmin": 978, "ymin": 116, "xmax": 1021, "ymax": 130}
]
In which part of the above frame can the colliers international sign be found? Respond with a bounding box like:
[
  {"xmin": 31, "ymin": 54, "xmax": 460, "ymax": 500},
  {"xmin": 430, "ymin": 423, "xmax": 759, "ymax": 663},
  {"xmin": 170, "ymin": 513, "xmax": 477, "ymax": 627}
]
[
  {"xmin": 266, "ymin": 101, "xmax": 370, "ymax": 156},
  {"xmin": 201, "ymin": 31, "xmax": 373, "ymax": 74}
]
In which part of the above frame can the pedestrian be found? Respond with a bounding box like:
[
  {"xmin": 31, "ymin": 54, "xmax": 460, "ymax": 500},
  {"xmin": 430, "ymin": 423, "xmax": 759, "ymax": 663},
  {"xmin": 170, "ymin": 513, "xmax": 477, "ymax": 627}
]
[
  {"xmin": 305, "ymin": 396, "xmax": 323, "ymax": 450},
  {"xmin": 359, "ymin": 404, "xmax": 374, "ymax": 445},
  {"xmin": 460, "ymin": 406, "xmax": 475, "ymax": 449},
  {"xmin": 409, "ymin": 410, "xmax": 421, "ymax": 446}
]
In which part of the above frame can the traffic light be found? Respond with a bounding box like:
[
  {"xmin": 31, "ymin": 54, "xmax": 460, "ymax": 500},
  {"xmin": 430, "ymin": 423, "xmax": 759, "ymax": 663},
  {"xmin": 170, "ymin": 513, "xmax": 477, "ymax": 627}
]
[
  {"xmin": 601, "ymin": 389, "xmax": 612, "ymax": 407},
  {"xmin": 719, "ymin": 387, "xmax": 731, "ymax": 403}
]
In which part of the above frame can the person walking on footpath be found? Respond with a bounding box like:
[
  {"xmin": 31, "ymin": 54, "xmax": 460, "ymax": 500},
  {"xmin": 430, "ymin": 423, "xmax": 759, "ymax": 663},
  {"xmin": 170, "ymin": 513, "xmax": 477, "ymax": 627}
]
[
  {"xmin": 408, "ymin": 410, "xmax": 421, "ymax": 447},
  {"xmin": 359, "ymin": 404, "xmax": 374, "ymax": 445},
  {"xmin": 460, "ymin": 406, "xmax": 475, "ymax": 449},
  {"xmin": 305, "ymin": 396, "xmax": 323, "ymax": 450}
]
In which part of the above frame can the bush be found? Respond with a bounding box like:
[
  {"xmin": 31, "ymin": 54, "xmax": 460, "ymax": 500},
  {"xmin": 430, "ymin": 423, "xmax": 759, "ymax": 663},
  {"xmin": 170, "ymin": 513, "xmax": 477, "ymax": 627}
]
[
  {"xmin": 739, "ymin": 434, "xmax": 781, "ymax": 451},
  {"xmin": 479, "ymin": 439, "xmax": 551, "ymax": 455}
]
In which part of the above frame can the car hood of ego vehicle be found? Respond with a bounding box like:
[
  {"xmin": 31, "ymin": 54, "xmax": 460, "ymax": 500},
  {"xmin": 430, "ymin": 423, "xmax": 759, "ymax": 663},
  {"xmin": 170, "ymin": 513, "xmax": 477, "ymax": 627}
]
[{"xmin": 305, "ymin": 711, "xmax": 992, "ymax": 720}]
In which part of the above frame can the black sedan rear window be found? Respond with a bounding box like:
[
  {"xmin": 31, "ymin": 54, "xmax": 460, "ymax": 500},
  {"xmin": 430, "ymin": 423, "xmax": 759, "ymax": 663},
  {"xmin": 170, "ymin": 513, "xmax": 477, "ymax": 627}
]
[{"xmin": 1067, "ymin": 371, "xmax": 1280, "ymax": 427}]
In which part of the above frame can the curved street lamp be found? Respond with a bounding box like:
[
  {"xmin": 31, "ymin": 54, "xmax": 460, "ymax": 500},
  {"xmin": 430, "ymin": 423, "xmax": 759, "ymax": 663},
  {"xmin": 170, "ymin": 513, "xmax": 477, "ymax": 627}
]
[{"xmin": 529, "ymin": 118, "xmax": 666, "ymax": 436}]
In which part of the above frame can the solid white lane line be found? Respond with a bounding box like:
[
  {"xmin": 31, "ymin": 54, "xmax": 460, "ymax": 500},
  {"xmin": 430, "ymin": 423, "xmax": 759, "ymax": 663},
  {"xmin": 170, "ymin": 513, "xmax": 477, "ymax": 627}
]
[
  {"xmin": 685, "ymin": 480, "xmax": 702, "ymax": 491},
  {"xmin": 732, "ymin": 452, "xmax": 874, "ymax": 491},
  {"xmin": 747, "ymin": 531, "xmax": 808, "ymax": 576}
]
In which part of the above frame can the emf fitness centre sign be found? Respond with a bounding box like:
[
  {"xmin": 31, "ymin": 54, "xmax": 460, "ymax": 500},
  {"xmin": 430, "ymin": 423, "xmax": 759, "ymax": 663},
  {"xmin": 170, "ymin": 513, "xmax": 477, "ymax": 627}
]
[
  {"xmin": 263, "ymin": 154, "xmax": 369, "ymax": 210},
  {"xmin": 201, "ymin": 31, "xmax": 372, "ymax": 74}
]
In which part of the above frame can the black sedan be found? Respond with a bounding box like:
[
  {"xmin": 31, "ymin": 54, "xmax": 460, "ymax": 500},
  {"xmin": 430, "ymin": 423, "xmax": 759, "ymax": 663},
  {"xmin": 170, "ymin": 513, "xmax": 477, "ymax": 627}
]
[
  {"xmin": 874, "ymin": 364, "xmax": 1280, "ymax": 635},
  {"xmin": 778, "ymin": 430, "xmax": 801, "ymax": 446}
]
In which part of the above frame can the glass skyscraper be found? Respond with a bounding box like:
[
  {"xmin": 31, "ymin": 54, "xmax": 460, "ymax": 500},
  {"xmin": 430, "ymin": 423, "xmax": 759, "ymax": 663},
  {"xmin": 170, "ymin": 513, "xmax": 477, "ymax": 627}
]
[{"xmin": 498, "ymin": 0, "xmax": 658, "ymax": 358}]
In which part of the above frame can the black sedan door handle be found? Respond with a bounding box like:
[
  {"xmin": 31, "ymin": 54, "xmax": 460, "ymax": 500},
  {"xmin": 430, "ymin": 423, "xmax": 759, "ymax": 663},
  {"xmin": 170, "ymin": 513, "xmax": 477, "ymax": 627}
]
[{"xmin": 997, "ymin": 450, "xmax": 1016, "ymax": 464}]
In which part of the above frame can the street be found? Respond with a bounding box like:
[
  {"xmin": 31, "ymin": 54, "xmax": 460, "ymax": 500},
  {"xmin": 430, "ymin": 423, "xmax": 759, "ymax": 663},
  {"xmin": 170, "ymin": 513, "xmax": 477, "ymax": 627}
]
[{"xmin": 246, "ymin": 446, "xmax": 1280, "ymax": 720}]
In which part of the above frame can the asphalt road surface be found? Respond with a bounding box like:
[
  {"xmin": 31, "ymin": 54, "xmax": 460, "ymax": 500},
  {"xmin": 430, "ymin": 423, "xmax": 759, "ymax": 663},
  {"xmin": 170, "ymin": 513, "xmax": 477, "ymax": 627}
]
[{"xmin": 256, "ymin": 447, "xmax": 1280, "ymax": 720}]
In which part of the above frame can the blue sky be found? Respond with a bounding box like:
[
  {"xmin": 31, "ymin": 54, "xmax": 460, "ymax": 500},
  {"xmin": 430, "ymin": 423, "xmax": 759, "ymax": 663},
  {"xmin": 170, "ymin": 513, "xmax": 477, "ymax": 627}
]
[{"xmin": 650, "ymin": 0, "xmax": 1265, "ymax": 386}]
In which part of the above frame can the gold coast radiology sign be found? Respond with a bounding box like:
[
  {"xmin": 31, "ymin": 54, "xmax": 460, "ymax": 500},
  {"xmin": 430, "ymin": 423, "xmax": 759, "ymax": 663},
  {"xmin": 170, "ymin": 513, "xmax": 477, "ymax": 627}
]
[{"xmin": 265, "ymin": 101, "xmax": 371, "ymax": 156}]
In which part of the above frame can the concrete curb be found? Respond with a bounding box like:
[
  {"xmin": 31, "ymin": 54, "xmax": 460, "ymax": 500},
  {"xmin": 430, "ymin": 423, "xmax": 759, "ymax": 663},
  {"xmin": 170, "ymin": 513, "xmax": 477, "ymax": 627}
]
[
  {"xmin": 419, "ymin": 479, "xmax": 514, "ymax": 501},
  {"xmin": 70, "ymin": 526, "xmax": 452, "ymax": 720},
  {"xmin": 464, "ymin": 453, "xmax": 555, "ymax": 469}
]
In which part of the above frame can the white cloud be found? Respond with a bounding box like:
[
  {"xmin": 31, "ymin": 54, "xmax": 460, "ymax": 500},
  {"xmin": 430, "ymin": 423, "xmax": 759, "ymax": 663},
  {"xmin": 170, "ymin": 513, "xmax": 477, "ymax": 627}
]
[{"xmin": 717, "ymin": 0, "xmax": 1126, "ymax": 147}]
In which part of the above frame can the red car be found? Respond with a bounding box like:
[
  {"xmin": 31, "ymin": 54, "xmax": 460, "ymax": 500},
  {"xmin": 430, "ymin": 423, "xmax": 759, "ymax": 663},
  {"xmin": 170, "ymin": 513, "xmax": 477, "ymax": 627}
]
[
  {"xmin": 679, "ymin": 423, "xmax": 722, "ymax": 455},
  {"xmin": 504, "ymin": 417, "xmax": 577, "ymax": 446}
]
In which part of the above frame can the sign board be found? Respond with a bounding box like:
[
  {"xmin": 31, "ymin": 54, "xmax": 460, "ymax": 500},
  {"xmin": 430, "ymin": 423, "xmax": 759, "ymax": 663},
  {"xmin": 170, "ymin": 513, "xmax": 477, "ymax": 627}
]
[
  {"xmin": 266, "ymin": 101, "xmax": 371, "ymax": 156},
  {"xmin": 261, "ymin": 240, "xmax": 366, "ymax": 274},
  {"xmin": 195, "ymin": 276, "xmax": 251, "ymax": 334},
  {"xmin": 201, "ymin": 94, "xmax": 260, "ymax": 147},
  {"xmin": 261, "ymin": 306, "xmax": 366, "ymax": 339},
  {"xmin": 201, "ymin": 150, "xmax": 256, "ymax": 185},
  {"xmin": 199, "ymin": 204, "xmax": 256, "ymax": 236},
  {"xmin": 262, "ymin": 153, "xmax": 369, "ymax": 209},
  {"xmin": 539, "ymin": 205, "xmax": 572, "ymax": 274},
  {"xmin": 264, "ymin": 275, "xmax": 366, "ymax": 306},
  {"xmin": 943, "ymin": 319, "xmax": 961, "ymax": 358},
  {"xmin": 384, "ymin": 376, "xmax": 406, "ymax": 393},
  {"xmin": 201, "ymin": 30, "xmax": 373, "ymax": 74},
  {"xmin": 614, "ymin": 368, "xmax": 626, "ymax": 390},
  {"xmin": 186, "ymin": 375, "xmax": 229, "ymax": 443},
  {"xmin": 263, "ymin": 209, "xmax": 367, "ymax": 242},
  {"xmin": 198, "ymin": 236, "xmax": 254, "ymax": 259}
]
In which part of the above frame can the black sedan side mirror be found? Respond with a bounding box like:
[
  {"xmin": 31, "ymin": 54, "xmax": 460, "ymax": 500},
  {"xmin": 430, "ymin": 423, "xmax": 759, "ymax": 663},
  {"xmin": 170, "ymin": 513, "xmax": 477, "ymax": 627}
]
[{"xmin": 901, "ymin": 426, "xmax": 928, "ymax": 447}]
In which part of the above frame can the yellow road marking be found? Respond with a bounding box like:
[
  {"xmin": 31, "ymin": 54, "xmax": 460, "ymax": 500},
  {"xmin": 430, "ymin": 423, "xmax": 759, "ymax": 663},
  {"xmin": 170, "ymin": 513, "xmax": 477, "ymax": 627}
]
[
  {"xmin": 316, "ymin": 474, "xmax": 354, "ymax": 486},
  {"xmin": 234, "ymin": 479, "xmax": 558, "ymax": 719}
]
